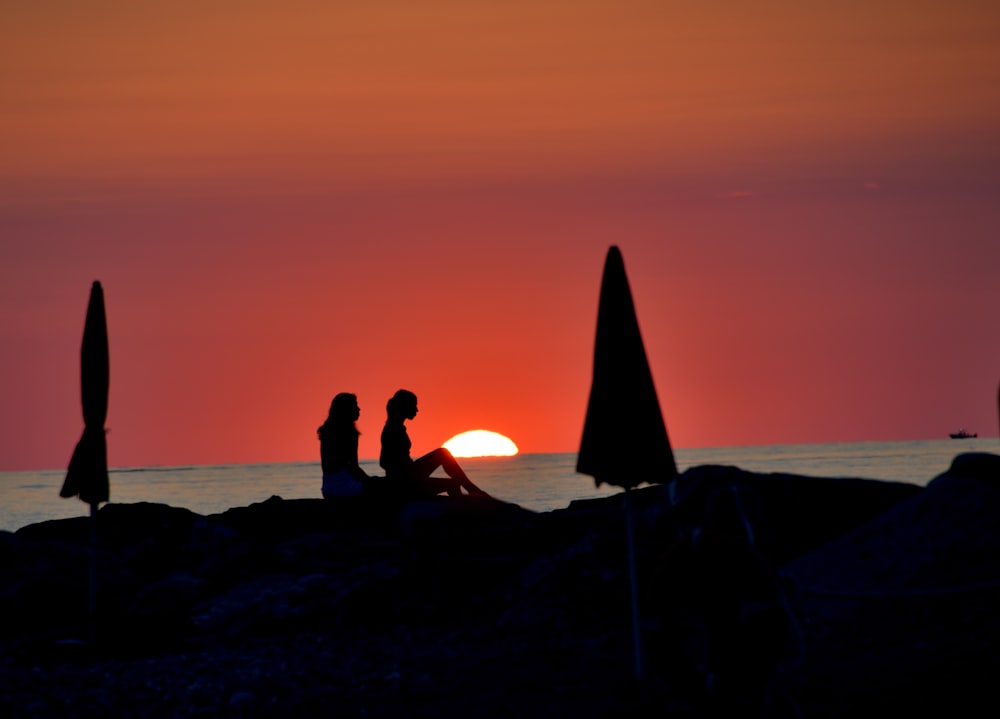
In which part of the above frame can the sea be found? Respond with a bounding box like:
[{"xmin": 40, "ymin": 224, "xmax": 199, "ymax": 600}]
[{"xmin": 2, "ymin": 438, "xmax": 996, "ymax": 533}]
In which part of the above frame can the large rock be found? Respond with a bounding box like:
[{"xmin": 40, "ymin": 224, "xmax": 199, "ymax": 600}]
[
  {"xmin": 668, "ymin": 464, "xmax": 923, "ymax": 565},
  {"xmin": 3, "ymin": 460, "xmax": 974, "ymax": 718},
  {"xmin": 778, "ymin": 452, "xmax": 1000, "ymax": 715}
]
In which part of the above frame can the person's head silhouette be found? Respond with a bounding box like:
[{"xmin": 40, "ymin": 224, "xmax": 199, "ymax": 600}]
[
  {"xmin": 329, "ymin": 392, "xmax": 361, "ymax": 422},
  {"xmin": 386, "ymin": 389, "xmax": 418, "ymax": 421},
  {"xmin": 318, "ymin": 392, "xmax": 361, "ymax": 438}
]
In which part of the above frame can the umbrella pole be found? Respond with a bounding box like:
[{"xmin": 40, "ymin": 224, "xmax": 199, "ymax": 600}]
[
  {"xmin": 623, "ymin": 488, "xmax": 644, "ymax": 680},
  {"xmin": 88, "ymin": 501, "xmax": 97, "ymax": 645}
]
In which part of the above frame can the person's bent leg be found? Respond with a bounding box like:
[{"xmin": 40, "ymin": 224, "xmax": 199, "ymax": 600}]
[
  {"xmin": 435, "ymin": 448, "xmax": 488, "ymax": 495},
  {"xmin": 414, "ymin": 449, "xmax": 488, "ymax": 496},
  {"xmin": 410, "ymin": 452, "xmax": 461, "ymax": 496},
  {"xmin": 417, "ymin": 475, "xmax": 462, "ymax": 497}
]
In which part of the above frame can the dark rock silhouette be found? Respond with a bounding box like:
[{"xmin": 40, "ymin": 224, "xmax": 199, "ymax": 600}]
[
  {"xmin": 778, "ymin": 452, "xmax": 1000, "ymax": 715},
  {"xmin": 2, "ymin": 456, "xmax": 998, "ymax": 717}
]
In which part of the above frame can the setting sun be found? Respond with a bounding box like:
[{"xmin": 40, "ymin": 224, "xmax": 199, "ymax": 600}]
[{"xmin": 443, "ymin": 430, "xmax": 519, "ymax": 458}]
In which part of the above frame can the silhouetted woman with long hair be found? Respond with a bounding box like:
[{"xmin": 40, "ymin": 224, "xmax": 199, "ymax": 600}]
[
  {"xmin": 379, "ymin": 389, "xmax": 487, "ymax": 497},
  {"xmin": 318, "ymin": 392, "xmax": 371, "ymax": 498}
]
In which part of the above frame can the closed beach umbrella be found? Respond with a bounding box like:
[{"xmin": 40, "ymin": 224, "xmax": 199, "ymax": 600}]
[
  {"xmin": 577, "ymin": 246, "xmax": 678, "ymax": 681},
  {"xmin": 577, "ymin": 245, "xmax": 677, "ymax": 488},
  {"xmin": 60, "ymin": 281, "xmax": 110, "ymax": 506},
  {"xmin": 59, "ymin": 280, "xmax": 109, "ymax": 644}
]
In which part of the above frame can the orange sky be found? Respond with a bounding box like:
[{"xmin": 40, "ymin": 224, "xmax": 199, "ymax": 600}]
[{"xmin": 2, "ymin": 1, "xmax": 998, "ymax": 471}]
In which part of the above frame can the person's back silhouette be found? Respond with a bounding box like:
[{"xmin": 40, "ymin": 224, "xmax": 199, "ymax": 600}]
[
  {"xmin": 379, "ymin": 389, "xmax": 487, "ymax": 497},
  {"xmin": 318, "ymin": 392, "xmax": 371, "ymax": 498}
]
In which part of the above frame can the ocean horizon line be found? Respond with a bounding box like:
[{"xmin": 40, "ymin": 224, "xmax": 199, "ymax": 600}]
[
  {"xmin": 3, "ymin": 435, "xmax": 994, "ymax": 476},
  {"xmin": 3, "ymin": 438, "xmax": 996, "ymax": 533}
]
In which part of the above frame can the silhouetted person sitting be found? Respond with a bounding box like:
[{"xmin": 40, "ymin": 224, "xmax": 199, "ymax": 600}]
[
  {"xmin": 318, "ymin": 392, "xmax": 374, "ymax": 498},
  {"xmin": 379, "ymin": 389, "xmax": 488, "ymax": 498}
]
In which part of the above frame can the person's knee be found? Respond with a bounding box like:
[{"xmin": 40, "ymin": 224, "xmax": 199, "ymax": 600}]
[{"xmin": 428, "ymin": 447, "xmax": 455, "ymax": 464}]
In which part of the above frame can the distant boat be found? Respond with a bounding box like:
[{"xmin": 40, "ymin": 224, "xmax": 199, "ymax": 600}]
[{"xmin": 950, "ymin": 428, "xmax": 977, "ymax": 439}]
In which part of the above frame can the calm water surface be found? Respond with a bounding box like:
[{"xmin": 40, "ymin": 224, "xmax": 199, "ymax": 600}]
[{"xmin": 1, "ymin": 438, "xmax": 996, "ymax": 532}]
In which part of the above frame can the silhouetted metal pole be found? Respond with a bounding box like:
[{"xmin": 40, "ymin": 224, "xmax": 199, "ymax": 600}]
[{"xmin": 623, "ymin": 488, "xmax": 643, "ymax": 679}]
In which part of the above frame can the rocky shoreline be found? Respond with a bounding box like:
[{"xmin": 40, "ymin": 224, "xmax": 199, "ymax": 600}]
[{"xmin": 3, "ymin": 452, "xmax": 998, "ymax": 717}]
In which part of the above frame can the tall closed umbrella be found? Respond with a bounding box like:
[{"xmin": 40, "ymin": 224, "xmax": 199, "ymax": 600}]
[
  {"xmin": 577, "ymin": 246, "xmax": 676, "ymax": 486},
  {"xmin": 577, "ymin": 246, "xmax": 678, "ymax": 680},
  {"xmin": 61, "ymin": 281, "xmax": 110, "ymax": 506},
  {"xmin": 60, "ymin": 280, "xmax": 109, "ymax": 643}
]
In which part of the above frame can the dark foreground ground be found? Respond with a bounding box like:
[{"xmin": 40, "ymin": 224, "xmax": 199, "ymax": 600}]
[{"xmin": 3, "ymin": 452, "xmax": 999, "ymax": 718}]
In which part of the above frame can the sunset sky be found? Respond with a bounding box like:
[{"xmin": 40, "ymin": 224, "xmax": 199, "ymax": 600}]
[{"xmin": 2, "ymin": 1, "xmax": 998, "ymax": 471}]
